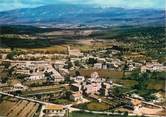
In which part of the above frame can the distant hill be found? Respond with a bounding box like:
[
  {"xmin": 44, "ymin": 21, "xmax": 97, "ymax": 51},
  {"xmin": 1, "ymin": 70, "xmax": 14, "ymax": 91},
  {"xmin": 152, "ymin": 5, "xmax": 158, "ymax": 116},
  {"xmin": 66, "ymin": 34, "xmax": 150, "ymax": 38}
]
[{"xmin": 0, "ymin": 4, "xmax": 165, "ymax": 27}]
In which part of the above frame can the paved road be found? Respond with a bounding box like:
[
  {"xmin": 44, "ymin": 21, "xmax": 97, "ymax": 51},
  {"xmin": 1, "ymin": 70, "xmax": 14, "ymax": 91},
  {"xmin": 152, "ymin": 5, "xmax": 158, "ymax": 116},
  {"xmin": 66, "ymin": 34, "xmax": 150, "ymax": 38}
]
[{"xmin": 0, "ymin": 91, "xmax": 47, "ymax": 105}]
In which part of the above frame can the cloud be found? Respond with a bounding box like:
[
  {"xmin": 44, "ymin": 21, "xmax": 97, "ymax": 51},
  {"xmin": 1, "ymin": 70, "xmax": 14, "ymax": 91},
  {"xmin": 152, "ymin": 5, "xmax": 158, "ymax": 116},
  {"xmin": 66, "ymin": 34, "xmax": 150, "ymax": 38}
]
[
  {"xmin": 0, "ymin": 0, "xmax": 42, "ymax": 11},
  {"xmin": 0, "ymin": 0, "xmax": 165, "ymax": 11}
]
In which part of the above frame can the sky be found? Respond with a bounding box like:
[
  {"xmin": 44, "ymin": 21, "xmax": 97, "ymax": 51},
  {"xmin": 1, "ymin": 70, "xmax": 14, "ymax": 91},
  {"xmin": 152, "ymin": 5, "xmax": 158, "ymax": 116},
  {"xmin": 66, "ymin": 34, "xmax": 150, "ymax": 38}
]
[{"xmin": 0, "ymin": 0, "xmax": 165, "ymax": 11}]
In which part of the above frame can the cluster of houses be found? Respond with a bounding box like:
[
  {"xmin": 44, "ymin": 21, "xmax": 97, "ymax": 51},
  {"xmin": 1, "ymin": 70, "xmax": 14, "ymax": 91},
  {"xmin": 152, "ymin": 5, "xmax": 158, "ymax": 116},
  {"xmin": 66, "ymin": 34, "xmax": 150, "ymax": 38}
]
[
  {"xmin": 3, "ymin": 60, "xmax": 65, "ymax": 83},
  {"xmin": 70, "ymin": 72, "xmax": 112, "ymax": 101},
  {"xmin": 69, "ymin": 55, "xmax": 165, "ymax": 73},
  {"xmin": 1, "ymin": 47, "xmax": 165, "ymax": 74},
  {"xmin": 141, "ymin": 61, "xmax": 166, "ymax": 73}
]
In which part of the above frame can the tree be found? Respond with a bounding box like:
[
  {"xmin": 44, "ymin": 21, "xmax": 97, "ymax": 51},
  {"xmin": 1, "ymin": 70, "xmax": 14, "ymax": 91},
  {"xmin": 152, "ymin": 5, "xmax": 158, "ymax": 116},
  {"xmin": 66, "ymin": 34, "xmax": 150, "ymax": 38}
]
[
  {"xmin": 65, "ymin": 91, "xmax": 72, "ymax": 100},
  {"xmin": 67, "ymin": 61, "xmax": 73, "ymax": 69},
  {"xmin": 75, "ymin": 71, "xmax": 80, "ymax": 76},
  {"xmin": 45, "ymin": 71, "xmax": 54, "ymax": 84},
  {"xmin": 1, "ymin": 76, "xmax": 8, "ymax": 83},
  {"xmin": 158, "ymin": 57, "xmax": 165, "ymax": 64},
  {"xmin": 2, "ymin": 61, "xmax": 10, "ymax": 68},
  {"xmin": 129, "ymin": 69, "xmax": 140, "ymax": 80},
  {"xmin": 87, "ymin": 58, "xmax": 97, "ymax": 65},
  {"xmin": 74, "ymin": 60, "xmax": 80, "ymax": 66},
  {"xmin": 123, "ymin": 111, "xmax": 128, "ymax": 117},
  {"xmin": 6, "ymin": 48, "xmax": 23, "ymax": 60},
  {"xmin": 112, "ymin": 87, "xmax": 124, "ymax": 98}
]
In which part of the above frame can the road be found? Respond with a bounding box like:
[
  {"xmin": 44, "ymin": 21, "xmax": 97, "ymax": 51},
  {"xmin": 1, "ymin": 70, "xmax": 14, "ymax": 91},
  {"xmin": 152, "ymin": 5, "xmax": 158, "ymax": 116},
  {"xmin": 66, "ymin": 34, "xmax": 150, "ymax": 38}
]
[{"xmin": 0, "ymin": 91, "xmax": 47, "ymax": 105}]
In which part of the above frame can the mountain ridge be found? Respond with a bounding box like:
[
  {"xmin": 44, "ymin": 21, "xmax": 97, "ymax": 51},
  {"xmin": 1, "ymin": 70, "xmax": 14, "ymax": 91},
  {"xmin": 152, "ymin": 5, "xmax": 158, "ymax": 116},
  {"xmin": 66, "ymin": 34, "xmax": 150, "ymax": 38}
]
[{"xmin": 0, "ymin": 4, "xmax": 165, "ymax": 27}]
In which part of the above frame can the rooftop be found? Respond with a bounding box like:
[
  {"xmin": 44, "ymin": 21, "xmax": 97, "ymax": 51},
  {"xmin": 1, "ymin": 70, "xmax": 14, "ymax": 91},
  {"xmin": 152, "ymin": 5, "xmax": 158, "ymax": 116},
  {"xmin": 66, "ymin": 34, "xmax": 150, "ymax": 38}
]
[{"xmin": 45, "ymin": 104, "xmax": 64, "ymax": 110}]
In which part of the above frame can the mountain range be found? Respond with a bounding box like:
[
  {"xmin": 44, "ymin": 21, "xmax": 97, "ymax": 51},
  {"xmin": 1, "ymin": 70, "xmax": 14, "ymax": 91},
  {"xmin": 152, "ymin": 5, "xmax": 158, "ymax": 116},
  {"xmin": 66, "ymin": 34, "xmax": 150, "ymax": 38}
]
[{"xmin": 0, "ymin": 4, "xmax": 165, "ymax": 27}]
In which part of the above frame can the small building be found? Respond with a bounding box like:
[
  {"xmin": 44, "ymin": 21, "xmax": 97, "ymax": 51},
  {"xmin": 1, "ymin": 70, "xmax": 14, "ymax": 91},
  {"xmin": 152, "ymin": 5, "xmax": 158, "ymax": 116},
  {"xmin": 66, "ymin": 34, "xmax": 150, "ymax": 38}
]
[
  {"xmin": 102, "ymin": 64, "xmax": 107, "ymax": 69},
  {"xmin": 0, "ymin": 54, "xmax": 7, "ymax": 60},
  {"xmin": 131, "ymin": 99, "xmax": 142, "ymax": 107},
  {"xmin": 59, "ymin": 69, "xmax": 69, "ymax": 76},
  {"xmin": 12, "ymin": 83, "xmax": 27, "ymax": 91},
  {"xmin": 54, "ymin": 61, "xmax": 65, "ymax": 70},
  {"xmin": 83, "ymin": 82, "xmax": 101, "ymax": 95},
  {"xmin": 124, "ymin": 99, "xmax": 142, "ymax": 110},
  {"xmin": 26, "ymin": 73, "xmax": 45, "ymax": 81},
  {"xmin": 141, "ymin": 66, "xmax": 147, "ymax": 72},
  {"xmin": 97, "ymin": 58, "xmax": 106, "ymax": 63},
  {"xmin": 94, "ymin": 63, "xmax": 102, "ymax": 69},
  {"xmin": 46, "ymin": 69, "xmax": 64, "ymax": 83},
  {"xmin": 128, "ymin": 64, "xmax": 136, "ymax": 71},
  {"xmin": 91, "ymin": 72, "xmax": 99, "ymax": 79},
  {"xmin": 70, "ymin": 76, "xmax": 85, "ymax": 83},
  {"xmin": 43, "ymin": 104, "xmax": 68, "ymax": 117},
  {"xmin": 70, "ymin": 92, "xmax": 83, "ymax": 101},
  {"xmin": 15, "ymin": 69, "xmax": 30, "ymax": 75}
]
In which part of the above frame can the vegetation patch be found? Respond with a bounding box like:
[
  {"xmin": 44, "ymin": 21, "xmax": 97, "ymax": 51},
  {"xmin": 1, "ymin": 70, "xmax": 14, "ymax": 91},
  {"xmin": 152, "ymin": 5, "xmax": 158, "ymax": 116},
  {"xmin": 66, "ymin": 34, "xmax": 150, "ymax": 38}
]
[
  {"xmin": 87, "ymin": 102, "xmax": 110, "ymax": 111},
  {"xmin": 50, "ymin": 98, "xmax": 71, "ymax": 105},
  {"xmin": 70, "ymin": 69, "xmax": 123, "ymax": 79},
  {"xmin": 73, "ymin": 101, "xmax": 110, "ymax": 111}
]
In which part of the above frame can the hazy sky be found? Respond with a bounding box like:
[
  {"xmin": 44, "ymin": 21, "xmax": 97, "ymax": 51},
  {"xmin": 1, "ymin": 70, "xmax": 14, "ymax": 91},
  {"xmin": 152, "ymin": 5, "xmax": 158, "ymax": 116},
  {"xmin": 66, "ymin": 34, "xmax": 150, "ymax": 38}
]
[{"xmin": 0, "ymin": 0, "xmax": 165, "ymax": 11}]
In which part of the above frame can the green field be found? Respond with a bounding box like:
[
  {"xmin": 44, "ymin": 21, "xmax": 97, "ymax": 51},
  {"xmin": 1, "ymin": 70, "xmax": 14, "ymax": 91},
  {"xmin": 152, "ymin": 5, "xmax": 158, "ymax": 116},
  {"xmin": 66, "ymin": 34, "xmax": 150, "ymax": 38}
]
[
  {"xmin": 147, "ymin": 79, "xmax": 165, "ymax": 91},
  {"xmin": 70, "ymin": 111, "xmax": 137, "ymax": 117},
  {"xmin": 50, "ymin": 98, "xmax": 71, "ymax": 105},
  {"xmin": 87, "ymin": 102, "xmax": 110, "ymax": 111}
]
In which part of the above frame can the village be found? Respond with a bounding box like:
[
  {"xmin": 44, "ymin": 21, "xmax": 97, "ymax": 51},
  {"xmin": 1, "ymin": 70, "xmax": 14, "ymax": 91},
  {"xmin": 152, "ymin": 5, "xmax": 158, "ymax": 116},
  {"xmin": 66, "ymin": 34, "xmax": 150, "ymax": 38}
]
[
  {"xmin": 0, "ymin": 43, "xmax": 165, "ymax": 117},
  {"xmin": 0, "ymin": 0, "xmax": 165, "ymax": 116}
]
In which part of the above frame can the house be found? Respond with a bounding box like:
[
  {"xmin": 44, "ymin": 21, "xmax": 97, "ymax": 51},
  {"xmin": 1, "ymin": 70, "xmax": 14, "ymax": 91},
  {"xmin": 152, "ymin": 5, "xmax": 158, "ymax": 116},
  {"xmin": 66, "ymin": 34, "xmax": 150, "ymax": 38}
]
[
  {"xmin": 111, "ymin": 50, "xmax": 120, "ymax": 55},
  {"xmin": 102, "ymin": 64, "xmax": 107, "ymax": 69},
  {"xmin": 91, "ymin": 72, "xmax": 99, "ymax": 79},
  {"xmin": 12, "ymin": 83, "xmax": 27, "ymax": 91},
  {"xmin": 43, "ymin": 104, "xmax": 68, "ymax": 117},
  {"xmin": 124, "ymin": 99, "xmax": 142, "ymax": 110},
  {"xmin": 94, "ymin": 63, "xmax": 102, "ymax": 69},
  {"xmin": 97, "ymin": 58, "xmax": 106, "ymax": 63},
  {"xmin": 53, "ymin": 61, "xmax": 65, "ymax": 70},
  {"xmin": 88, "ymin": 72, "xmax": 105, "ymax": 83},
  {"xmin": 59, "ymin": 69, "xmax": 69, "ymax": 76},
  {"xmin": 131, "ymin": 99, "xmax": 142, "ymax": 107},
  {"xmin": 153, "ymin": 92, "xmax": 165, "ymax": 103},
  {"xmin": 107, "ymin": 62, "xmax": 114, "ymax": 69},
  {"xmin": 15, "ymin": 69, "xmax": 30, "ymax": 75},
  {"xmin": 83, "ymin": 82, "xmax": 101, "ymax": 95},
  {"xmin": 111, "ymin": 59, "xmax": 124, "ymax": 69},
  {"xmin": 26, "ymin": 73, "xmax": 45, "ymax": 81},
  {"xmin": 70, "ymin": 92, "xmax": 83, "ymax": 101},
  {"xmin": 128, "ymin": 64, "xmax": 136, "ymax": 71},
  {"xmin": 46, "ymin": 68, "xmax": 64, "ymax": 83},
  {"xmin": 87, "ymin": 77, "xmax": 105, "ymax": 84},
  {"xmin": 0, "ymin": 54, "xmax": 7, "ymax": 60},
  {"xmin": 70, "ymin": 76, "xmax": 85, "ymax": 83},
  {"xmin": 141, "ymin": 66, "xmax": 147, "ymax": 72}
]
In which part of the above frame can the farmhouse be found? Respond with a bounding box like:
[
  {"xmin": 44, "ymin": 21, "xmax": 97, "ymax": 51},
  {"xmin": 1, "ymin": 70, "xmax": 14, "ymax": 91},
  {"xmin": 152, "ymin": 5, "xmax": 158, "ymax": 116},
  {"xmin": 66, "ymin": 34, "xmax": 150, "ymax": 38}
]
[{"xmin": 43, "ymin": 104, "xmax": 68, "ymax": 117}]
